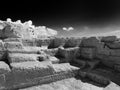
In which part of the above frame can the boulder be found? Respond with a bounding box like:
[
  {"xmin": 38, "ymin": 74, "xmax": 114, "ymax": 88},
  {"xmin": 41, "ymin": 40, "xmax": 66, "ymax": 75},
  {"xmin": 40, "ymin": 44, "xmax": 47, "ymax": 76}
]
[
  {"xmin": 101, "ymin": 36, "xmax": 117, "ymax": 42},
  {"xmin": 0, "ymin": 61, "xmax": 11, "ymax": 75}
]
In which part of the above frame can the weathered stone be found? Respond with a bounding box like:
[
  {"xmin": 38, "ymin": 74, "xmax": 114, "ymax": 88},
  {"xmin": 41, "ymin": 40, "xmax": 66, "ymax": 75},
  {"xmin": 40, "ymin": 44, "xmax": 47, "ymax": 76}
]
[
  {"xmin": 3, "ymin": 38, "xmax": 22, "ymax": 42},
  {"xmin": 80, "ymin": 37, "xmax": 100, "ymax": 47},
  {"xmin": 56, "ymin": 47, "xmax": 79, "ymax": 62},
  {"xmin": 47, "ymin": 55, "xmax": 60, "ymax": 64},
  {"xmin": 114, "ymin": 64, "xmax": 120, "ymax": 72},
  {"xmin": 79, "ymin": 70, "xmax": 87, "ymax": 78},
  {"xmin": 52, "ymin": 63, "xmax": 79, "ymax": 73},
  {"xmin": 0, "ymin": 51, "xmax": 6, "ymax": 60},
  {"xmin": 96, "ymin": 54, "xmax": 120, "ymax": 68},
  {"xmin": 86, "ymin": 72, "xmax": 110, "ymax": 86},
  {"xmin": 7, "ymin": 53, "xmax": 41, "ymax": 63},
  {"xmin": 96, "ymin": 44, "xmax": 110, "ymax": 56},
  {"xmin": 73, "ymin": 59, "xmax": 86, "ymax": 68},
  {"xmin": 0, "ymin": 23, "xmax": 23, "ymax": 39},
  {"xmin": 4, "ymin": 42, "xmax": 23, "ymax": 50},
  {"xmin": 109, "ymin": 49, "xmax": 120, "ymax": 56},
  {"xmin": 0, "ymin": 61, "xmax": 11, "ymax": 75},
  {"xmin": 101, "ymin": 36, "xmax": 117, "ymax": 42},
  {"xmin": 86, "ymin": 60, "xmax": 100, "ymax": 69},
  {"xmin": 63, "ymin": 38, "xmax": 81, "ymax": 48},
  {"xmin": 22, "ymin": 39, "xmax": 36, "ymax": 46},
  {"xmin": 80, "ymin": 47, "xmax": 96, "ymax": 60},
  {"xmin": 48, "ymin": 38, "xmax": 66, "ymax": 49},
  {"xmin": 0, "ymin": 40, "xmax": 4, "ymax": 51},
  {"xmin": 105, "ymin": 42, "xmax": 120, "ymax": 49},
  {"xmin": 0, "ymin": 74, "xmax": 6, "ymax": 89},
  {"xmin": 10, "ymin": 61, "xmax": 54, "ymax": 83},
  {"xmin": 44, "ymin": 48, "xmax": 58, "ymax": 56}
]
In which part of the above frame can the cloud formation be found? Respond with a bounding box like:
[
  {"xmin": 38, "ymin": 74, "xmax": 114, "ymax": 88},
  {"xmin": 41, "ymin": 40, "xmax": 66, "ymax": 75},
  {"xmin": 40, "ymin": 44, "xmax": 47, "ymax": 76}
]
[{"xmin": 62, "ymin": 27, "xmax": 74, "ymax": 31}]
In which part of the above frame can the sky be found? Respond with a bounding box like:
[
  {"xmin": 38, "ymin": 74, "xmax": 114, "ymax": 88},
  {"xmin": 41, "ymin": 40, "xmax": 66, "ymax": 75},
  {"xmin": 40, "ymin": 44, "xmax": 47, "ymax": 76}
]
[{"xmin": 1, "ymin": 0, "xmax": 120, "ymax": 37}]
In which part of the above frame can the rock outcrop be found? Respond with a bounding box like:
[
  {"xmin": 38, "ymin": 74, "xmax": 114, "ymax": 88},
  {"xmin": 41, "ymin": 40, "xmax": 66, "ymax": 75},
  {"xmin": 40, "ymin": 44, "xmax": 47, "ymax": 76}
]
[{"xmin": 0, "ymin": 19, "xmax": 120, "ymax": 90}]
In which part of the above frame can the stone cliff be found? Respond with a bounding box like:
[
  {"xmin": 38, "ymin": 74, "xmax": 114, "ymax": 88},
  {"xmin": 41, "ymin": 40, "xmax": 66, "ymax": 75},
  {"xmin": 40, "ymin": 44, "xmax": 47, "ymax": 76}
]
[{"xmin": 0, "ymin": 19, "xmax": 120, "ymax": 90}]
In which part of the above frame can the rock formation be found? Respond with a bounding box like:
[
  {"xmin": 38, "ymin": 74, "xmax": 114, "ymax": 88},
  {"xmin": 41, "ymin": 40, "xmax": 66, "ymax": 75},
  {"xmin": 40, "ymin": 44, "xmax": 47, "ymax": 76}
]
[{"xmin": 0, "ymin": 19, "xmax": 120, "ymax": 90}]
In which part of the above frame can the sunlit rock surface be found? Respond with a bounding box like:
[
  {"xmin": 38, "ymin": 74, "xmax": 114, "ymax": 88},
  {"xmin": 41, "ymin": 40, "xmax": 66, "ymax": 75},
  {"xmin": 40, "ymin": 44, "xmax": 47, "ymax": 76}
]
[{"xmin": 0, "ymin": 19, "xmax": 120, "ymax": 90}]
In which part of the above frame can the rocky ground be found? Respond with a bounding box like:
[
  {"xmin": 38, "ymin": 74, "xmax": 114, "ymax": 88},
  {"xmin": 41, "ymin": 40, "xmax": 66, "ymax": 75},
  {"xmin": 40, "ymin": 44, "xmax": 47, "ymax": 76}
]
[{"xmin": 19, "ymin": 78, "xmax": 120, "ymax": 90}]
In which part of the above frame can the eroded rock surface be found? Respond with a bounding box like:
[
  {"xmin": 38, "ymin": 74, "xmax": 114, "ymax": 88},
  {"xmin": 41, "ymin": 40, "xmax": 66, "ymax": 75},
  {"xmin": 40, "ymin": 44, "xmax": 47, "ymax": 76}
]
[{"xmin": 0, "ymin": 19, "xmax": 120, "ymax": 90}]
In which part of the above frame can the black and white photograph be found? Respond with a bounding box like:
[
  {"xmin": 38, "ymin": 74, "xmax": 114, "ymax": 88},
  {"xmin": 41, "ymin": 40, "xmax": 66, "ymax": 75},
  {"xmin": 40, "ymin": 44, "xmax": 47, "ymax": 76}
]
[{"xmin": 0, "ymin": 0, "xmax": 120, "ymax": 90}]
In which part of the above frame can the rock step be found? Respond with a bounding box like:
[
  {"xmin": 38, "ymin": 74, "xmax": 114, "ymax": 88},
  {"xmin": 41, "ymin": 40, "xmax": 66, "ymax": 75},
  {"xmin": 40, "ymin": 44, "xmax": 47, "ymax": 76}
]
[{"xmin": 2, "ymin": 71, "xmax": 77, "ymax": 90}]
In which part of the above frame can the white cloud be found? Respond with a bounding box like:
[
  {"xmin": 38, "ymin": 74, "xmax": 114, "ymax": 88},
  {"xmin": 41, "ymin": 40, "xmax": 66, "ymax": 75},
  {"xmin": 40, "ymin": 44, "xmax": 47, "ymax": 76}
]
[{"xmin": 62, "ymin": 27, "xmax": 74, "ymax": 31}]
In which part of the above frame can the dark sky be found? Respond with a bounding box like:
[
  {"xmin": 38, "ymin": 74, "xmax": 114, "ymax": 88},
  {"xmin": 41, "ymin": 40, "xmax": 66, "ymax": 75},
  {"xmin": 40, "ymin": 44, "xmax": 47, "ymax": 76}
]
[{"xmin": 1, "ymin": 0, "xmax": 120, "ymax": 37}]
